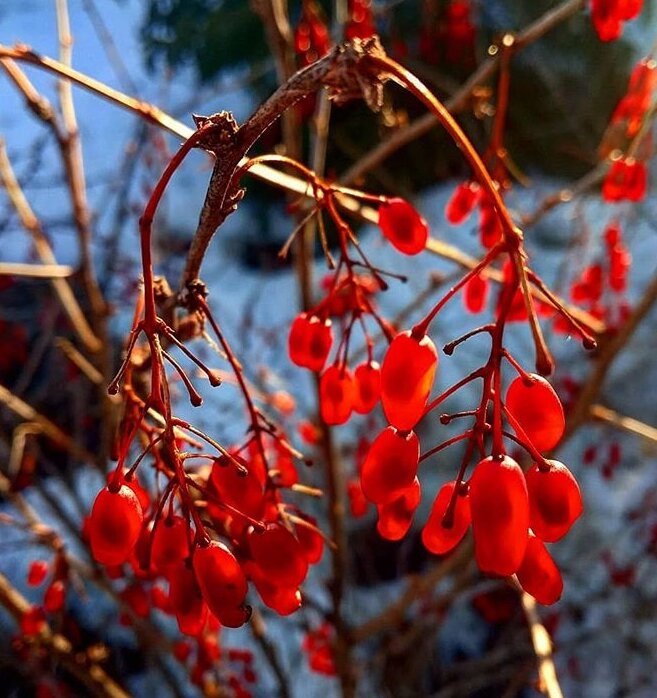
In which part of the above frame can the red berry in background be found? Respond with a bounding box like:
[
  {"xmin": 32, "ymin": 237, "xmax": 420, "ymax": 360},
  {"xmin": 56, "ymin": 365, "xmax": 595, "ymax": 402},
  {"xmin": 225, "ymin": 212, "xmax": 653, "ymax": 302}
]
[
  {"xmin": 376, "ymin": 477, "xmax": 421, "ymax": 541},
  {"xmin": 193, "ymin": 541, "xmax": 249, "ymax": 617},
  {"xmin": 422, "ymin": 481, "xmax": 471, "ymax": 555},
  {"xmin": 378, "ymin": 197, "xmax": 429, "ymax": 255},
  {"xmin": 505, "ymin": 374, "xmax": 565, "ymax": 452},
  {"xmin": 319, "ymin": 365, "xmax": 354, "ymax": 425},
  {"xmin": 151, "ymin": 515, "xmax": 189, "ymax": 574},
  {"xmin": 248, "ymin": 524, "xmax": 308, "ymax": 588},
  {"xmin": 120, "ymin": 583, "xmax": 150, "ymax": 618},
  {"xmin": 360, "ymin": 426, "xmax": 420, "ymax": 504},
  {"xmin": 43, "ymin": 580, "xmax": 66, "ymax": 613},
  {"xmin": 352, "ymin": 361, "xmax": 381, "ymax": 414},
  {"xmin": 347, "ymin": 479, "xmax": 369, "ymax": 518},
  {"xmin": 446, "ymin": 180, "xmax": 480, "ymax": 224},
  {"xmin": 602, "ymin": 158, "xmax": 647, "ymax": 202},
  {"xmin": 611, "ymin": 58, "xmax": 657, "ymax": 137},
  {"xmin": 381, "ymin": 330, "xmax": 438, "ymax": 431},
  {"xmin": 20, "ymin": 605, "xmax": 46, "ymax": 636},
  {"xmin": 463, "ymin": 273, "xmax": 489, "ymax": 313},
  {"xmin": 526, "ymin": 460, "xmax": 583, "ymax": 542},
  {"xmin": 469, "ymin": 455, "xmax": 529, "ymax": 576},
  {"xmin": 168, "ymin": 563, "xmax": 208, "ymax": 636},
  {"xmin": 89, "ymin": 485, "xmax": 143, "ymax": 566},
  {"xmin": 517, "ymin": 535, "xmax": 563, "ymax": 605},
  {"xmin": 288, "ymin": 313, "xmax": 333, "ymax": 371},
  {"xmin": 27, "ymin": 560, "xmax": 49, "ymax": 587},
  {"xmin": 478, "ymin": 197, "xmax": 503, "ymax": 249}
]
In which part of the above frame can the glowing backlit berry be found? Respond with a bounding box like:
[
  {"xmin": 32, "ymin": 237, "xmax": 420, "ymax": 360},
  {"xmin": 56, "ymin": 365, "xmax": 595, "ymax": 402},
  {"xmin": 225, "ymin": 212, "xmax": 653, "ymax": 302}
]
[
  {"xmin": 319, "ymin": 365, "xmax": 354, "ymax": 425},
  {"xmin": 526, "ymin": 460, "xmax": 583, "ymax": 542},
  {"xmin": 378, "ymin": 197, "xmax": 429, "ymax": 255},
  {"xmin": 288, "ymin": 313, "xmax": 333, "ymax": 371},
  {"xmin": 469, "ymin": 455, "xmax": 529, "ymax": 576},
  {"xmin": 360, "ymin": 426, "xmax": 420, "ymax": 504},
  {"xmin": 517, "ymin": 534, "xmax": 563, "ymax": 605},
  {"xmin": 381, "ymin": 330, "xmax": 438, "ymax": 431},
  {"xmin": 421, "ymin": 481, "xmax": 471, "ymax": 555},
  {"xmin": 248, "ymin": 524, "xmax": 308, "ymax": 588},
  {"xmin": 352, "ymin": 361, "xmax": 381, "ymax": 414},
  {"xmin": 376, "ymin": 478, "xmax": 421, "ymax": 541},
  {"xmin": 193, "ymin": 541, "xmax": 249, "ymax": 618},
  {"xmin": 89, "ymin": 485, "xmax": 143, "ymax": 566},
  {"xmin": 505, "ymin": 374, "xmax": 565, "ymax": 452}
]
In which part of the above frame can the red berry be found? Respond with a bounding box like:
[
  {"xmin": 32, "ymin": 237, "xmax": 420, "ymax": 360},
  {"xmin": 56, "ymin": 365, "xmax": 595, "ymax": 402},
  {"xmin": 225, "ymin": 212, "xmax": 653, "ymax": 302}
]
[
  {"xmin": 516, "ymin": 535, "xmax": 563, "ymax": 605},
  {"xmin": 376, "ymin": 477, "xmax": 421, "ymax": 541},
  {"xmin": 120, "ymin": 583, "xmax": 150, "ymax": 618},
  {"xmin": 210, "ymin": 454, "xmax": 265, "ymax": 520},
  {"xmin": 296, "ymin": 519, "xmax": 324, "ymax": 564},
  {"xmin": 352, "ymin": 361, "xmax": 381, "ymax": 414},
  {"xmin": 421, "ymin": 481, "xmax": 471, "ymax": 555},
  {"xmin": 248, "ymin": 524, "xmax": 308, "ymax": 588},
  {"xmin": 469, "ymin": 456, "xmax": 529, "ymax": 576},
  {"xmin": 526, "ymin": 460, "xmax": 583, "ymax": 542},
  {"xmin": 168, "ymin": 563, "xmax": 208, "ymax": 636},
  {"xmin": 347, "ymin": 479, "xmax": 369, "ymax": 518},
  {"xmin": 27, "ymin": 560, "xmax": 49, "ymax": 587},
  {"xmin": 505, "ymin": 374, "xmax": 565, "ymax": 452},
  {"xmin": 89, "ymin": 485, "xmax": 143, "ymax": 566},
  {"xmin": 43, "ymin": 580, "xmax": 66, "ymax": 613},
  {"xmin": 20, "ymin": 605, "xmax": 46, "ymax": 636},
  {"xmin": 478, "ymin": 197, "xmax": 503, "ymax": 248},
  {"xmin": 381, "ymin": 331, "xmax": 438, "ymax": 431},
  {"xmin": 288, "ymin": 313, "xmax": 333, "ymax": 371},
  {"xmin": 446, "ymin": 181, "xmax": 480, "ymax": 225},
  {"xmin": 319, "ymin": 365, "xmax": 354, "ymax": 425},
  {"xmin": 378, "ymin": 198, "xmax": 429, "ymax": 255},
  {"xmin": 193, "ymin": 541, "xmax": 249, "ymax": 618},
  {"xmin": 151, "ymin": 515, "xmax": 189, "ymax": 574},
  {"xmin": 463, "ymin": 273, "xmax": 488, "ymax": 313},
  {"xmin": 360, "ymin": 426, "xmax": 420, "ymax": 504}
]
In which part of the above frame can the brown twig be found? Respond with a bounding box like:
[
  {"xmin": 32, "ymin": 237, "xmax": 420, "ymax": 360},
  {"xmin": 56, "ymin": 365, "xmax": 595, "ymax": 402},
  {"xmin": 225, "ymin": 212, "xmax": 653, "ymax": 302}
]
[
  {"xmin": 563, "ymin": 270, "xmax": 657, "ymax": 440},
  {"xmin": 520, "ymin": 592, "xmax": 564, "ymax": 698},
  {"xmin": 589, "ymin": 403, "xmax": 657, "ymax": 443},
  {"xmin": 339, "ymin": 0, "xmax": 587, "ymax": 186},
  {"xmin": 0, "ymin": 382, "xmax": 97, "ymax": 465},
  {"xmin": 0, "ymin": 262, "xmax": 74, "ymax": 278},
  {"xmin": 0, "ymin": 571, "xmax": 129, "ymax": 698},
  {"xmin": 0, "ymin": 139, "xmax": 101, "ymax": 352}
]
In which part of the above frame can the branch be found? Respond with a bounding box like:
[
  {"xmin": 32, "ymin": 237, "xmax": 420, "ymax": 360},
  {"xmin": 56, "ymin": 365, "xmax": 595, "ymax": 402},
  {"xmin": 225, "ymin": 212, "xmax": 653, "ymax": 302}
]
[
  {"xmin": 0, "ymin": 571, "xmax": 129, "ymax": 698},
  {"xmin": 0, "ymin": 139, "xmax": 101, "ymax": 352},
  {"xmin": 0, "ymin": 41, "xmax": 604, "ymax": 337},
  {"xmin": 589, "ymin": 403, "xmax": 657, "ymax": 444},
  {"xmin": 564, "ymin": 270, "xmax": 657, "ymax": 439},
  {"xmin": 0, "ymin": 382, "xmax": 97, "ymax": 465},
  {"xmin": 339, "ymin": 0, "xmax": 587, "ymax": 186},
  {"xmin": 520, "ymin": 593, "xmax": 564, "ymax": 698}
]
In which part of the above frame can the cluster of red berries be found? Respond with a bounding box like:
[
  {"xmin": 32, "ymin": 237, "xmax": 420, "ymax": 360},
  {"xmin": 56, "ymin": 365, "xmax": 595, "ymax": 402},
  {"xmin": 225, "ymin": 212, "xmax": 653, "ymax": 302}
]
[
  {"xmin": 567, "ymin": 221, "xmax": 631, "ymax": 331},
  {"xmin": 294, "ymin": 1, "xmax": 331, "ymax": 67},
  {"xmin": 345, "ymin": 0, "xmax": 376, "ymax": 40},
  {"xmin": 302, "ymin": 622, "xmax": 337, "ymax": 676},
  {"xmin": 602, "ymin": 157, "xmax": 647, "ymax": 203},
  {"xmin": 359, "ymin": 314, "xmax": 584, "ymax": 604},
  {"xmin": 419, "ymin": 0, "xmax": 476, "ymax": 67},
  {"xmin": 610, "ymin": 57, "xmax": 657, "ymax": 139},
  {"xmin": 288, "ymin": 196, "xmax": 429, "ymax": 426},
  {"xmin": 87, "ymin": 435, "xmax": 323, "ymax": 631},
  {"xmin": 20, "ymin": 556, "xmax": 68, "ymax": 637},
  {"xmin": 590, "ymin": 0, "xmax": 644, "ymax": 42}
]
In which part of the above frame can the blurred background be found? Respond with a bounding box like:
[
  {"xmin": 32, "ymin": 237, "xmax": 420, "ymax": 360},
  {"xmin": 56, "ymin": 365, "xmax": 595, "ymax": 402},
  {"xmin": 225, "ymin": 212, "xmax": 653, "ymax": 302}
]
[{"xmin": 1, "ymin": 1, "xmax": 657, "ymax": 697}]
